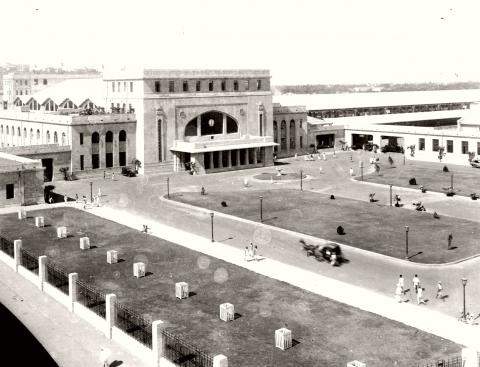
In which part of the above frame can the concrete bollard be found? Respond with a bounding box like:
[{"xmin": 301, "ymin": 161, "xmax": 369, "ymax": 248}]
[
  {"xmin": 38, "ymin": 255, "xmax": 47, "ymax": 291},
  {"xmin": 18, "ymin": 209, "xmax": 27, "ymax": 220},
  {"xmin": 133, "ymin": 262, "xmax": 145, "ymax": 278},
  {"xmin": 107, "ymin": 250, "xmax": 118, "ymax": 264},
  {"xmin": 275, "ymin": 328, "xmax": 292, "ymax": 350},
  {"xmin": 219, "ymin": 303, "xmax": 234, "ymax": 322},
  {"xmin": 35, "ymin": 216, "xmax": 45, "ymax": 228},
  {"xmin": 13, "ymin": 239, "xmax": 22, "ymax": 272},
  {"xmin": 152, "ymin": 320, "xmax": 165, "ymax": 367},
  {"xmin": 347, "ymin": 361, "xmax": 366, "ymax": 367},
  {"xmin": 175, "ymin": 282, "xmax": 189, "ymax": 299},
  {"xmin": 56, "ymin": 226, "xmax": 67, "ymax": 238},
  {"xmin": 105, "ymin": 294, "xmax": 116, "ymax": 339},
  {"xmin": 68, "ymin": 273, "xmax": 78, "ymax": 313},
  {"xmin": 213, "ymin": 354, "xmax": 228, "ymax": 367},
  {"xmin": 79, "ymin": 237, "xmax": 90, "ymax": 250}
]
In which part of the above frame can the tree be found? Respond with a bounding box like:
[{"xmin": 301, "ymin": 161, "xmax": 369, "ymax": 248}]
[
  {"xmin": 131, "ymin": 158, "xmax": 142, "ymax": 173},
  {"xmin": 438, "ymin": 147, "xmax": 446, "ymax": 162},
  {"xmin": 374, "ymin": 163, "xmax": 380, "ymax": 175},
  {"xmin": 59, "ymin": 167, "xmax": 70, "ymax": 181}
]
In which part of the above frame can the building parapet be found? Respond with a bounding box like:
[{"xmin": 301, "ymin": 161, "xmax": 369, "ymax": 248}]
[
  {"xmin": 104, "ymin": 68, "xmax": 270, "ymax": 80},
  {"xmin": 273, "ymin": 105, "xmax": 307, "ymax": 114},
  {"xmin": 0, "ymin": 144, "xmax": 71, "ymax": 155},
  {"xmin": 0, "ymin": 110, "xmax": 135, "ymax": 125},
  {"xmin": 0, "ymin": 152, "xmax": 43, "ymax": 172},
  {"xmin": 71, "ymin": 113, "xmax": 136, "ymax": 125}
]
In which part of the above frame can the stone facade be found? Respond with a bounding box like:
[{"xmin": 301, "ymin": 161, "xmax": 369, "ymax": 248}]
[{"xmin": 273, "ymin": 104, "xmax": 308, "ymax": 158}]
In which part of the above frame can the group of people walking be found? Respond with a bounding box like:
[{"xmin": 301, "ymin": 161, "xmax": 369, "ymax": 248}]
[{"xmin": 395, "ymin": 274, "xmax": 444, "ymax": 305}]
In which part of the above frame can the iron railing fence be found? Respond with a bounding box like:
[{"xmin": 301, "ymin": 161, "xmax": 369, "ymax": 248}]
[
  {"xmin": 46, "ymin": 262, "xmax": 69, "ymax": 294},
  {"xmin": 115, "ymin": 302, "xmax": 152, "ymax": 348},
  {"xmin": 418, "ymin": 355, "xmax": 463, "ymax": 367},
  {"xmin": 76, "ymin": 280, "xmax": 106, "ymax": 318},
  {"xmin": 0, "ymin": 236, "xmax": 14, "ymax": 258},
  {"xmin": 20, "ymin": 248, "xmax": 39, "ymax": 274},
  {"xmin": 162, "ymin": 328, "xmax": 213, "ymax": 367}
]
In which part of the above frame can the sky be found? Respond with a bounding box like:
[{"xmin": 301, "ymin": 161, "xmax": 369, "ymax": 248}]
[{"xmin": 2, "ymin": 0, "xmax": 480, "ymax": 85}]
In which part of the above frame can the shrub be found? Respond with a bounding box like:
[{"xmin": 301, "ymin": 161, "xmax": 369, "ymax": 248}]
[
  {"xmin": 470, "ymin": 193, "xmax": 478, "ymax": 200},
  {"xmin": 409, "ymin": 178, "xmax": 417, "ymax": 185},
  {"xmin": 443, "ymin": 166, "xmax": 449, "ymax": 172},
  {"xmin": 221, "ymin": 201, "xmax": 228, "ymax": 207},
  {"xmin": 330, "ymin": 194, "xmax": 335, "ymax": 200},
  {"xmin": 336, "ymin": 226, "xmax": 345, "ymax": 235},
  {"xmin": 433, "ymin": 212, "xmax": 440, "ymax": 219}
]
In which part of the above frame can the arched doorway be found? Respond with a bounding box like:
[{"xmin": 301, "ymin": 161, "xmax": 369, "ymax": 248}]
[
  {"xmin": 119, "ymin": 130, "xmax": 127, "ymax": 166},
  {"xmin": 92, "ymin": 132, "xmax": 100, "ymax": 169},
  {"xmin": 105, "ymin": 131, "xmax": 113, "ymax": 168}
]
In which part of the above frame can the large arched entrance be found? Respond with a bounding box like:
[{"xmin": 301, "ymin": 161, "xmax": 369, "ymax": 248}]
[{"xmin": 184, "ymin": 111, "xmax": 238, "ymax": 138}]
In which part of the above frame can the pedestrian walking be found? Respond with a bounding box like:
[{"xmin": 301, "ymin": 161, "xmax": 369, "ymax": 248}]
[
  {"xmin": 98, "ymin": 188, "xmax": 102, "ymax": 197},
  {"xmin": 417, "ymin": 287, "xmax": 426, "ymax": 305},
  {"xmin": 395, "ymin": 284, "xmax": 403, "ymax": 303},
  {"xmin": 254, "ymin": 245, "xmax": 259, "ymax": 261},
  {"xmin": 75, "ymin": 193, "xmax": 79, "ymax": 203},
  {"xmin": 436, "ymin": 281, "xmax": 444, "ymax": 301},
  {"xmin": 248, "ymin": 242, "xmax": 254, "ymax": 258},
  {"xmin": 447, "ymin": 233, "xmax": 453, "ymax": 250},
  {"xmin": 103, "ymin": 170, "xmax": 106, "ymax": 180},
  {"xmin": 244, "ymin": 246, "xmax": 249, "ymax": 261},
  {"xmin": 99, "ymin": 347, "xmax": 111, "ymax": 367},
  {"xmin": 64, "ymin": 194, "xmax": 68, "ymax": 204},
  {"xmin": 413, "ymin": 274, "xmax": 420, "ymax": 293},
  {"xmin": 349, "ymin": 167, "xmax": 354, "ymax": 176},
  {"xmin": 111, "ymin": 172, "xmax": 115, "ymax": 181},
  {"xmin": 330, "ymin": 252, "xmax": 337, "ymax": 266},
  {"xmin": 322, "ymin": 152, "xmax": 326, "ymax": 161},
  {"xmin": 397, "ymin": 274, "xmax": 404, "ymax": 294}
]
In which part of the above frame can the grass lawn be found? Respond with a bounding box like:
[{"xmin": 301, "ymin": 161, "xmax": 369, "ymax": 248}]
[
  {"xmin": 360, "ymin": 158, "xmax": 480, "ymax": 197},
  {"xmin": 0, "ymin": 207, "xmax": 459, "ymax": 367},
  {"xmin": 171, "ymin": 189, "xmax": 480, "ymax": 264}
]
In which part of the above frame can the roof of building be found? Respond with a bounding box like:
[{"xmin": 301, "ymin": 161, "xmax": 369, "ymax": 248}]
[
  {"xmin": 307, "ymin": 115, "xmax": 332, "ymax": 125},
  {"xmin": 17, "ymin": 78, "xmax": 104, "ymax": 107},
  {"xmin": 0, "ymin": 152, "xmax": 42, "ymax": 172},
  {"xmin": 273, "ymin": 89, "xmax": 480, "ymax": 110}
]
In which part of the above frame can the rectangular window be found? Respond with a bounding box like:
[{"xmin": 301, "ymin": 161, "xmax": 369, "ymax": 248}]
[
  {"xmin": 233, "ymin": 80, "xmax": 238, "ymax": 91},
  {"xmin": 25, "ymin": 80, "xmax": 28, "ymax": 86},
  {"xmin": 477, "ymin": 142, "xmax": 480, "ymax": 155},
  {"xmin": 43, "ymin": 79, "xmax": 48, "ymax": 85},
  {"xmin": 155, "ymin": 81, "xmax": 160, "ymax": 93},
  {"xmin": 447, "ymin": 140, "xmax": 453, "ymax": 153},
  {"xmin": 419, "ymin": 138, "xmax": 425, "ymax": 151},
  {"xmin": 208, "ymin": 81, "xmax": 213, "ymax": 91},
  {"xmin": 130, "ymin": 81, "xmax": 133, "ymax": 92},
  {"xmin": 196, "ymin": 81, "xmax": 201, "ymax": 92},
  {"xmin": 117, "ymin": 82, "xmax": 121, "ymax": 92},
  {"xmin": 80, "ymin": 155, "xmax": 84, "ymax": 170},
  {"xmin": 300, "ymin": 136, "xmax": 303, "ymax": 148},
  {"xmin": 257, "ymin": 79, "xmax": 262, "ymax": 90},
  {"xmin": 123, "ymin": 81, "xmax": 126, "ymax": 91},
  {"xmin": 34, "ymin": 79, "xmax": 38, "ymax": 85},
  {"xmin": 432, "ymin": 139, "xmax": 439, "ymax": 152},
  {"xmin": 244, "ymin": 80, "xmax": 249, "ymax": 90},
  {"xmin": 6, "ymin": 184, "xmax": 14, "ymax": 199},
  {"xmin": 221, "ymin": 80, "xmax": 226, "ymax": 91},
  {"xmin": 183, "ymin": 81, "xmax": 188, "ymax": 92},
  {"xmin": 112, "ymin": 82, "xmax": 115, "ymax": 92},
  {"xmin": 169, "ymin": 81, "xmax": 175, "ymax": 93},
  {"xmin": 80, "ymin": 133, "xmax": 84, "ymax": 145},
  {"xmin": 462, "ymin": 141, "xmax": 468, "ymax": 154}
]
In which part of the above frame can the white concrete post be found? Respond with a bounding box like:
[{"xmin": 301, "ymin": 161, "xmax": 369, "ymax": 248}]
[
  {"xmin": 38, "ymin": 255, "xmax": 47, "ymax": 291},
  {"xmin": 13, "ymin": 239, "xmax": 22, "ymax": 272},
  {"xmin": 105, "ymin": 294, "xmax": 116, "ymax": 339},
  {"xmin": 152, "ymin": 320, "xmax": 165, "ymax": 367},
  {"xmin": 213, "ymin": 354, "xmax": 228, "ymax": 367},
  {"xmin": 68, "ymin": 273, "xmax": 78, "ymax": 313}
]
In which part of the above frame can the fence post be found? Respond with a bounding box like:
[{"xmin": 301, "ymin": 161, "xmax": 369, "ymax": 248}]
[
  {"xmin": 152, "ymin": 320, "xmax": 165, "ymax": 367},
  {"xmin": 38, "ymin": 255, "xmax": 47, "ymax": 291},
  {"xmin": 13, "ymin": 239, "xmax": 22, "ymax": 272},
  {"xmin": 213, "ymin": 354, "xmax": 228, "ymax": 367},
  {"xmin": 68, "ymin": 273, "xmax": 78, "ymax": 313},
  {"xmin": 105, "ymin": 294, "xmax": 116, "ymax": 339}
]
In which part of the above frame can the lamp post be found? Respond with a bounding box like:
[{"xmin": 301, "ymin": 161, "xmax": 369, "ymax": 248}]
[
  {"xmin": 403, "ymin": 151, "xmax": 406, "ymax": 165},
  {"xmin": 300, "ymin": 170, "xmax": 303, "ymax": 191},
  {"xmin": 404, "ymin": 226, "xmax": 409, "ymax": 260},
  {"xmin": 359, "ymin": 161, "xmax": 364, "ymax": 181},
  {"xmin": 259, "ymin": 196, "xmax": 263, "ymax": 222},
  {"xmin": 389, "ymin": 185, "xmax": 393, "ymax": 207},
  {"xmin": 451, "ymin": 174, "xmax": 454, "ymax": 190},
  {"xmin": 210, "ymin": 212, "xmax": 214, "ymax": 242},
  {"xmin": 89, "ymin": 182, "xmax": 93, "ymax": 203},
  {"xmin": 461, "ymin": 277, "xmax": 467, "ymax": 321},
  {"xmin": 166, "ymin": 177, "xmax": 170, "ymax": 199}
]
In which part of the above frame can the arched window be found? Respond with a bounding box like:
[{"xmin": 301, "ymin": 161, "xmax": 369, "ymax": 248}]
[
  {"xmin": 30, "ymin": 128, "xmax": 33, "ymax": 144},
  {"xmin": 280, "ymin": 120, "xmax": 287, "ymax": 150},
  {"xmin": 290, "ymin": 119, "xmax": 296, "ymax": 149},
  {"xmin": 6, "ymin": 126, "xmax": 9, "ymax": 135},
  {"xmin": 61, "ymin": 132, "xmax": 66, "ymax": 146},
  {"xmin": 184, "ymin": 111, "xmax": 238, "ymax": 137},
  {"xmin": 23, "ymin": 128, "xmax": 27, "ymax": 141},
  {"xmin": 92, "ymin": 132, "xmax": 100, "ymax": 144},
  {"xmin": 46, "ymin": 131, "xmax": 50, "ymax": 143},
  {"xmin": 17, "ymin": 127, "xmax": 20, "ymax": 137},
  {"xmin": 1, "ymin": 125, "xmax": 3, "ymax": 135},
  {"xmin": 273, "ymin": 121, "xmax": 278, "ymax": 143},
  {"xmin": 53, "ymin": 132, "xmax": 58, "ymax": 144},
  {"xmin": 11, "ymin": 126, "xmax": 14, "ymax": 136},
  {"xmin": 119, "ymin": 130, "xmax": 127, "ymax": 166},
  {"xmin": 36, "ymin": 129, "xmax": 41, "ymax": 144},
  {"xmin": 119, "ymin": 130, "xmax": 126, "ymax": 142},
  {"xmin": 105, "ymin": 131, "xmax": 113, "ymax": 143}
]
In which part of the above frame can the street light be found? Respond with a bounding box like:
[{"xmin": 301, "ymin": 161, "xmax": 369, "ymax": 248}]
[
  {"xmin": 259, "ymin": 196, "xmax": 263, "ymax": 222},
  {"xmin": 89, "ymin": 182, "xmax": 93, "ymax": 203},
  {"xmin": 389, "ymin": 185, "xmax": 393, "ymax": 207},
  {"xmin": 166, "ymin": 177, "xmax": 170, "ymax": 199},
  {"xmin": 300, "ymin": 170, "xmax": 303, "ymax": 191},
  {"xmin": 359, "ymin": 161, "xmax": 364, "ymax": 181},
  {"xmin": 404, "ymin": 226, "xmax": 409, "ymax": 260},
  {"xmin": 451, "ymin": 174, "xmax": 454, "ymax": 190},
  {"xmin": 461, "ymin": 277, "xmax": 467, "ymax": 321},
  {"xmin": 210, "ymin": 212, "xmax": 214, "ymax": 242}
]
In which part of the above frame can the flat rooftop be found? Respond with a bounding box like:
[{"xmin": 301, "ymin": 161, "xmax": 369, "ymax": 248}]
[
  {"xmin": 273, "ymin": 89, "xmax": 480, "ymax": 110},
  {"xmin": 104, "ymin": 68, "xmax": 270, "ymax": 80}
]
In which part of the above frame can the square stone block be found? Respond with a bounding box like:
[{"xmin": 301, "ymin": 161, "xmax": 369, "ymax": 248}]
[
  {"xmin": 133, "ymin": 262, "xmax": 145, "ymax": 278},
  {"xmin": 18, "ymin": 209, "xmax": 27, "ymax": 220},
  {"xmin": 219, "ymin": 303, "xmax": 235, "ymax": 322},
  {"xmin": 347, "ymin": 361, "xmax": 366, "ymax": 367},
  {"xmin": 175, "ymin": 282, "xmax": 189, "ymax": 299},
  {"xmin": 56, "ymin": 226, "xmax": 67, "ymax": 238},
  {"xmin": 35, "ymin": 216, "xmax": 45, "ymax": 228},
  {"xmin": 275, "ymin": 328, "xmax": 292, "ymax": 350},
  {"xmin": 107, "ymin": 250, "xmax": 118, "ymax": 264},
  {"xmin": 79, "ymin": 237, "xmax": 90, "ymax": 250}
]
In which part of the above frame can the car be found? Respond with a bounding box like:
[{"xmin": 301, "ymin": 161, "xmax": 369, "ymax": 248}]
[
  {"xmin": 381, "ymin": 145, "xmax": 404, "ymax": 154},
  {"xmin": 320, "ymin": 244, "xmax": 342, "ymax": 262},
  {"xmin": 470, "ymin": 159, "xmax": 480, "ymax": 168},
  {"xmin": 121, "ymin": 167, "xmax": 137, "ymax": 177}
]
